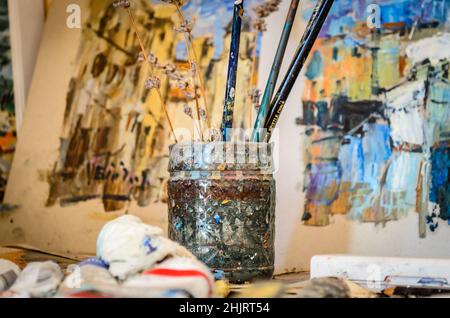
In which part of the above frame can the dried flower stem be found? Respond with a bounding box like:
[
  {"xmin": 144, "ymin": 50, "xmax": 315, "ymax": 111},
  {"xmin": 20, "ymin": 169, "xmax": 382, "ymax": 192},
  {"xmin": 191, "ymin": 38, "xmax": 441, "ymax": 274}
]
[
  {"xmin": 187, "ymin": 33, "xmax": 212, "ymax": 129},
  {"xmin": 248, "ymin": 31, "xmax": 260, "ymax": 126},
  {"xmin": 180, "ymin": 30, "xmax": 205, "ymax": 141},
  {"xmin": 175, "ymin": 5, "xmax": 212, "ymax": 130},
  {"xmin": 126, "ymin": 8, "xmax": 178, "ymax": 143}
]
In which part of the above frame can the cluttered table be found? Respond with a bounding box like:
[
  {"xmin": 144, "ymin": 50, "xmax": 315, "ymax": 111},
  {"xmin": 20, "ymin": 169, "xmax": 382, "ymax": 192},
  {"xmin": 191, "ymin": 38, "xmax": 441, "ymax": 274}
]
[
  {"xmin": 3, "ymin": 245, "xmax": 447, "ymax": 298},
  {"xmin": 0, "ymin": 245, "xmax": 312, "ymax": 298}
]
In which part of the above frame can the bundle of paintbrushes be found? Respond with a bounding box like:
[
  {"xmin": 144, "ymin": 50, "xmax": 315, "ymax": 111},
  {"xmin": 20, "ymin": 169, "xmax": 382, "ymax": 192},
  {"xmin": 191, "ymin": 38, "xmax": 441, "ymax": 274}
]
[
  {"xmin": 113, "ymin": 0, "xmax": 334, "ymax": 143},
  {"xmin": 225, "ymin": 0, "xmax": 334, "ymax": 143}
]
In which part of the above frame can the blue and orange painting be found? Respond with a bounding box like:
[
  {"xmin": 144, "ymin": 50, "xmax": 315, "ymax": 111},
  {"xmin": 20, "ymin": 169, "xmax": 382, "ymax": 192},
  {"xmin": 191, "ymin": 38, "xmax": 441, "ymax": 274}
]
[
  {"xmin": 173, "ymin": 0, "xmax": 264, "ymax": 60},
  {"xmin": 299, "ymin": 0, "xmax": 450, "ymax": 236}
]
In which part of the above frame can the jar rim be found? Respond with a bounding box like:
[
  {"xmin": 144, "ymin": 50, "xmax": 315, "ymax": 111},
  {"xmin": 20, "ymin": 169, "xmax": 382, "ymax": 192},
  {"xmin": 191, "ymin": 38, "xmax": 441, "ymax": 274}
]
[{"xmin": 168, "ymin": 142, "xmax": 275, "ymax": 173}]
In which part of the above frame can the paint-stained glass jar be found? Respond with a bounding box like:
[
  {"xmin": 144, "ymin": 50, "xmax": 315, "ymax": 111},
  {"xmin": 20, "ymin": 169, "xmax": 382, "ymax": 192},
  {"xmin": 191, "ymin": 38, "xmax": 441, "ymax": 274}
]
[{"xmin": 168, "ymin": 142, "xmax": 276, "ymax": 283}]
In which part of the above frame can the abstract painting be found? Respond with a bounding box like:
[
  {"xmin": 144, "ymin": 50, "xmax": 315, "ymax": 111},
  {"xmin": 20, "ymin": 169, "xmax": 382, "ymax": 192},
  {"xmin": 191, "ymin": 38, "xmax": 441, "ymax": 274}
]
[
  {"xmin": 0, "ymin": 0, "xmax": 16, "ymax": 205},
  {"xmin": 299, "ymin": 0, "xmax": 450, "ymax": 236},
  {"xmin": 44, "ymin": 0, "xmax": 264, "ymax": 213}
]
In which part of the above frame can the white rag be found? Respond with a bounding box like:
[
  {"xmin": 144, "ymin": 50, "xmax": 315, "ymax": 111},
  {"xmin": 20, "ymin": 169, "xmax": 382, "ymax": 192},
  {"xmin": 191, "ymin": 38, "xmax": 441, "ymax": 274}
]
[
  {"xmin": 97, "ymin": 215, "xmax": 195, "ymax": 280},
  {"xmin": 10, "ymin": 261, "xmax": 63, "ymax": 298}
]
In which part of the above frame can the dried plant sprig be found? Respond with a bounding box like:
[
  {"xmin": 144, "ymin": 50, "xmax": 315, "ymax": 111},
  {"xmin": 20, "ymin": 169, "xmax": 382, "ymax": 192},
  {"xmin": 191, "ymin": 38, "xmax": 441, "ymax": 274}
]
[
  {"xmin": 137, "ymin": 50, "xmax": 205, "ymax": 141},
  {"xmin": 172, "ymin": 3, "xmax": 212, "ymax": 132},
  {"xmin": 144, "ymin": 76, "xmax": 161, "ymax": 90},
  {"xmin": 252, "ymin": 0, "xmax": 282, "ymax": 32},
  {"xmin": 160, "ymin": 0, "xmax": 185, "ymax": 6},
  {"xmin": 138, "ymin": 54, "xmax": 195, "ymax": 95},
  {"xmin": 174, "ymin": 19, "xmax": 194, "ymax": 33},
  {"xmin": 249, "ymin": 88, "xmax": 261, "ymax": 106},
  {"xmin": 254, "ymin": 0, "xmax": 282, "ymax": 20},
  {"xmin": 120, "ymin": 3, "xmax": 178, "ymax": 143},
  {"xmin": 199, "ymin": 108, "xmax": 207, "ymax": 121},
  {"xmin": 113, "ymin": 0, "xmax": 130, "ymax": 8},
  {"xmin": 183, "ymin": 104, "xmax": 193, "ymax": 118},
  {"xmin": 253, "ymin": 18, "xmax": 267, "ymax": 32}
]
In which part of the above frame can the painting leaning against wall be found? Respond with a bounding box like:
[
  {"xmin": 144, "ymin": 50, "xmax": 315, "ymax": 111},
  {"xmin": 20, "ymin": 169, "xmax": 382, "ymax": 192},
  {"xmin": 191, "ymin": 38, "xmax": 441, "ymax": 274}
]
[
  {"xmin": 44, "ymin": 0, "xmax": 265, "ymax": 213},
  {"xmin": 0, "ymin": 0, "xmax": 17, "ymax": 206},
  {"xmin": 298, "ymin": 0, "xmax": 450, "ymax": 237}
]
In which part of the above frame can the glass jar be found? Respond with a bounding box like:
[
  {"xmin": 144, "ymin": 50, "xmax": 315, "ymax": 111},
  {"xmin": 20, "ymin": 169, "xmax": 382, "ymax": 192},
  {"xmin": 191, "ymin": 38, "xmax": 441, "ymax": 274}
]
[{"xmin": 168, "ymin": 142, "xmax": 276, "ymax": 283}]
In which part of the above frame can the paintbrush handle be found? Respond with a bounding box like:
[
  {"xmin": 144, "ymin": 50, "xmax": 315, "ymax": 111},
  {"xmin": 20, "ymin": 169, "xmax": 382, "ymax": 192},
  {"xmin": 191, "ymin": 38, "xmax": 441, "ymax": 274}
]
[
  {"xmin": 221, "ymin": 0, "xmax": 245, "ymax": 141},
  {"xmin": 252, "ymin": 0, "xmax": 300, "ymax": 142},
  {"xmin": 263, "ymin": 0, "xmax": 334, "ymax": 142}
]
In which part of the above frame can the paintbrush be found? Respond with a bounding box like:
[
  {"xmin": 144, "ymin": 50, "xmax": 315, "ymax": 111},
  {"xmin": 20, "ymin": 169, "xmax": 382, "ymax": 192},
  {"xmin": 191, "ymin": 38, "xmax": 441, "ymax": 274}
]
[
  {"xmin": 221, "ymin": 0, "xmax": 245, "ymax": 141},
  {"xmin": 252, "ymin": 0, "xmax": 300, "ymax": 142},
  {"xmin": 262, "ymin": 0, "xmax": 334, "ymax": 142}
]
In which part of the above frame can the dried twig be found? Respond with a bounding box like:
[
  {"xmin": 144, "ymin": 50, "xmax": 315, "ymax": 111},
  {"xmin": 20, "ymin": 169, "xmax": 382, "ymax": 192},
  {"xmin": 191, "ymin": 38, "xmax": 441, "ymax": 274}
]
[
  {"xmin": 114, "ymin": 0, "xmax": 178, "ymax": 142},
  {"xmin": 174, "ymin": 4, "xmax": 212, "ymax": 131}
]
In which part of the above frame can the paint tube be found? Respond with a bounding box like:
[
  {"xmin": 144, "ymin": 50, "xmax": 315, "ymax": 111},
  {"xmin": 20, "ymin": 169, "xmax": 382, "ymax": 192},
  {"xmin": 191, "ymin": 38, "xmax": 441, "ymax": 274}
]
[
  {"xmin": 0, "ymin": 259, "xmax": 21, "ymax": 292},
  {"xmin": 97, "ymin": 215, "xmax": 195, "ymax": 280},
  {"xmin": 58, "ymin": 257, "xmax": 118, "ymax": 295},
  {"xmin": 9, "ymin": 261, "xmax": 63, "ymax": 298},
  {"xmin": 123, "ymin": 257, "xmax": 215, "ymax": 298}
]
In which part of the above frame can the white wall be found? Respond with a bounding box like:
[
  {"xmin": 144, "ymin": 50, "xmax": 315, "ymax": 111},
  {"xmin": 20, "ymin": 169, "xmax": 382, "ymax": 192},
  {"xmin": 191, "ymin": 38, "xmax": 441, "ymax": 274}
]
[
  {"xmin": 259, "ymin": 0, "xmax": 450, "ymax": 274},
  {"xmin": 9, "ymin": 0, "xmax": 45, "ymax": 133}
]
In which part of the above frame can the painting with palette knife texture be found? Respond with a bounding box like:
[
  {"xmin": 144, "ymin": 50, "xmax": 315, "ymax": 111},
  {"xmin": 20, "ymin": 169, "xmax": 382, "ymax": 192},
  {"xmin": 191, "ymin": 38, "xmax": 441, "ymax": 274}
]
[
  {"xmin": 299, "ymin": 0, "xmax": 450, "ymax": 236},
  {"xmin": 44, "ymin": 0, "xmax": 264, "ymax": 212}
]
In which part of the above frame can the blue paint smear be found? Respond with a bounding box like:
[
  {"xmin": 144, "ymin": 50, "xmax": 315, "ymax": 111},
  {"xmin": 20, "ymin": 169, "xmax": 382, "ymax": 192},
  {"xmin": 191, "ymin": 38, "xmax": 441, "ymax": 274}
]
[
  {"xmin": 150, "ymin": 0, "xmax": 265, "ymax": 60},
  {"xmin": 384, "ymin": 151, "xmax": 422, "ymax": 208},
  {"xmin": 430, "ymin": 145, "xmax": 450, "ymax": 220},
  {"xmin": 305, "ymin": 51, "xmax": 323, "ymax": 80},
  {"xmin": 79, "ymin": 257, "xmax": 109, "ymax": 269},
  {"xmin": 305, "ymin": 0, "xmax": 450, "ymax": 38},
  {"xmin": 306, "ymin": 161, "xmax": 342, "ymax": 206},
  {"xmin": 143, "ymin": 236, "xmax": 158, "ymax": 254},
  {"xmin": 361, "ymin": 123, "xmax": 392, "ymax": 190},
  {"xmin": 338, "ymin": 136, "xmax": 364, "ymax": 186}
]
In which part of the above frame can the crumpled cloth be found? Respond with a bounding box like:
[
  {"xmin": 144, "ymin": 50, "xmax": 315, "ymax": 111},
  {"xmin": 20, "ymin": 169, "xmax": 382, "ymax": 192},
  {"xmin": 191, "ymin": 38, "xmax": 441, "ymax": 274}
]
[
  {"xmin": 59, "ymin": 257, "xmax": 118, "ymax": 295},
  {"xmin": 9, "ymin": 261, "xmax": 63, "ymax": 298},
  {"xmin": 0, "ymin": 259, "xmax": 21, "ymax": 292},
  {"xmin": 123, "ymin": 257, "xmax": 215, "ymax": 298},
  {"xmin": 97, "ymin": 215, "xmax": 195, "ymax": 280}
]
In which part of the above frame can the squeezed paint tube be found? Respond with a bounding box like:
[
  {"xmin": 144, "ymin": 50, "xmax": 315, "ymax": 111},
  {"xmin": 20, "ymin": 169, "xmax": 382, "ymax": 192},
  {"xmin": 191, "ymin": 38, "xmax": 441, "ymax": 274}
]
[
  {"xmin": 9, "ymin": 261, "xmax": 63, "ymax": 298},
  {"xmin": 123, "ymin": 257, "xmax": 215, "ymax": 298},
  {"xmin": 0, "ymin": 259, "xmax": 21, "ymax": 292},
  {"xmin": 97, "ymin": 215, "xmax": 195, "ymax": 280}
]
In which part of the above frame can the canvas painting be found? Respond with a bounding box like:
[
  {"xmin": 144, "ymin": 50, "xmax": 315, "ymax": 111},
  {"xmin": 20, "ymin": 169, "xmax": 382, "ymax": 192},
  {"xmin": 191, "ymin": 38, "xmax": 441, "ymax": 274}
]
[
  {"xmin": 44, "ymin": 0, "xmax": 263, "ymax": 213},
  {"xmin": 0, "ymin": 0, "xmax": 266, "ymax": 253},
  {"xmin": 299, "ymin": 0, "xmax": 450, "ymax": 236}
]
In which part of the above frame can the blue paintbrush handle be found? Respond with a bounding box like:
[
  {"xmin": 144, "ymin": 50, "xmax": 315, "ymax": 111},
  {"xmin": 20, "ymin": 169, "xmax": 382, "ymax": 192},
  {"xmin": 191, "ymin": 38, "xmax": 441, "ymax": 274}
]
[
  {"xmin": 252, "ymin": 0, "xmax": 300, "ymax": 142},
  {"xmin": 221, "ymin": 0, "xmax": 244, "ymax": 141}
]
